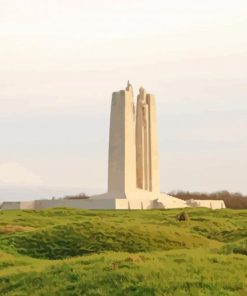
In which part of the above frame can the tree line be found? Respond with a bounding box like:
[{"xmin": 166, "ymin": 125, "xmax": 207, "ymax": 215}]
[{"xmin": 169, "ymin": 191, "xmax": 247, "ymax": 209}]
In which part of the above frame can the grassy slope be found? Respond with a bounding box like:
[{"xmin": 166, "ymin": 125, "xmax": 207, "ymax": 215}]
[{"xmin": 0, "ymin": 208, "xmax": 246, "ymax": 296}]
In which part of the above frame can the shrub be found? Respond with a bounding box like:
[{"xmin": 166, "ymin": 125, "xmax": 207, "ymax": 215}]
[{"xmin": 176, "ymin": 211, "xmax": 190, "ymax": 222}]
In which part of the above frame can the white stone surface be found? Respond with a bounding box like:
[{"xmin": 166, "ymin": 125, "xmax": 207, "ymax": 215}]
[
  {"xmin": 108, "ymin": 86, "xmax": 136, "ymax": 194},
  {"xmin": 186, "ymin": 199, "xmax": 226, "ymax": 209},
  {"xmin": 136, "ymin": 88, "xmax": 160, "ymax": 193},
  {"xmin": 1, "ymin": 202, "xmax": 21, "ymax": 210}
]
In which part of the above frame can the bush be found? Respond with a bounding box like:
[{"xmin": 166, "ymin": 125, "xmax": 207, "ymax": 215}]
[{"xmin": 176, "ymin": 211, "xmax": 190, "ymax": 222}]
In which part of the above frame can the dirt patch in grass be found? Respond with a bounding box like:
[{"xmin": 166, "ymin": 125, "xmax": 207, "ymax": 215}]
[{"xmin": 0, "ymin": 225, "xmax": 35, "ymax": 234}]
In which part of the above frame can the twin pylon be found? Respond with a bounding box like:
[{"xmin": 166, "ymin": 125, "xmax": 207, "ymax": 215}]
[{"xmin": 108, "ymin": 81, "xmax": 160, "ymax": 197}]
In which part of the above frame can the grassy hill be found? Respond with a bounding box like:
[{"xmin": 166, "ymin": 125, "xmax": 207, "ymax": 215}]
[{"xmin": 0, "ymin": 208, "xmax": 246, "ymax": 295}]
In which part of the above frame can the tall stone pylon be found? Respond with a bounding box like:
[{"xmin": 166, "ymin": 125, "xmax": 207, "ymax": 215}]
[
  {"xmin": 89, "ymin": 81, "xmax": 186, "ymax": 209},
  {"xmin": 108, "ymin": 81, "xmax": 137, "ymax": 196},
  {"xmin": 136, "ymin": 87, "xmax": 160, "ymax": 193}
]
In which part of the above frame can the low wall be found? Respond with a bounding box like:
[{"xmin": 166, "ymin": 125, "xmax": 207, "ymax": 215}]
[
  {"xmin": 0, "ymin": 198, "xmax": 226, "ymax": 211},
  {"xmin": 0, "ymin": 202, "xmax": 21, "ymax": 210},
  {"xmin": 189, "ymin": 199, "xmax": 226, "ymax": 209},
  {"xmin": 20, "ymin": 201, "xmax": 36, "ymax": 210},
  {"xmin": 32, "ymin": 199, "xmax": 117, "ymax": 210}
]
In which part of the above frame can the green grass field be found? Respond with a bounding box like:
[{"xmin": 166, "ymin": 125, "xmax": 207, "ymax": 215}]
[{"xmin": 0, "ymin": 208, "xmax": 246, "ymax": 295}]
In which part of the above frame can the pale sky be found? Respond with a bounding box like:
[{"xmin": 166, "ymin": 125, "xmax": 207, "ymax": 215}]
[{"xmin": 0, "ymin": 0, "xmax": 247, "ymax": 201}]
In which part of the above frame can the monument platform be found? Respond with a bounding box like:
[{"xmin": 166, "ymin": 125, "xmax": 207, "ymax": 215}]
[{"xmin": 90, "ymin": 190, "xmax": 188, "ymax": 209}]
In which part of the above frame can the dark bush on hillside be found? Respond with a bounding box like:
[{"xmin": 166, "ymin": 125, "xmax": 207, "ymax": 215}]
[
  {"xmin": 176, "ymin": 211, "xmax": 190, "ymax": 222},
  {"xmin": 169, "ymin": 191, "xmax": 247, "ymax": 209}
]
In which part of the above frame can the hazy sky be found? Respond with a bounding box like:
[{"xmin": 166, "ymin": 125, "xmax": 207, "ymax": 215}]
[{"xmin": 0, "ymin": 0, "xmax": 247, "ymax": 201}]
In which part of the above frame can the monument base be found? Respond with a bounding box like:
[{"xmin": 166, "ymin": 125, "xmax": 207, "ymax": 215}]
[
  {"xmin": 0, "ymin": 193, "xmax": 225, "ymax": 210},
  {"xmin": 0, "ymin": 190, "xmax": 225, "ymax": 211},
  {"xmin": 90, "ymin": 190, "xmax": 188, "ymax": 209},
  {"xmin": 0, "ymin": 195, "xmax": 187, "ymax": 211}
]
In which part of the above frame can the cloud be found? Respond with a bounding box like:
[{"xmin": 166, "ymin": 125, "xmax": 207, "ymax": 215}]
[{"xmin": 0, "ymin": 162, "xmax": 42, "ymax": 187}]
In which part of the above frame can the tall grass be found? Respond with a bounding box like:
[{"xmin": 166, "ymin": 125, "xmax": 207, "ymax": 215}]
[{"xmin": 0, "ymin": 208, "xmax": 246, "ymax": 295}]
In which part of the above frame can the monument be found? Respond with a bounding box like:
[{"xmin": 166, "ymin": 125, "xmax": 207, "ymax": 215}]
[
  {"xmin": 0, "ymin": 82, "xmax": 225, "ymax": 210},
  {"xmin": 90, "ymin": 81, "xmax": 190, "ymax": 209}
]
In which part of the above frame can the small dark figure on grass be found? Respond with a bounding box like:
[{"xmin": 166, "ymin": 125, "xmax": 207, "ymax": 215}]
[{"xmin": 176, "ymin": 211, "xmax": 190, "ymax": 222}]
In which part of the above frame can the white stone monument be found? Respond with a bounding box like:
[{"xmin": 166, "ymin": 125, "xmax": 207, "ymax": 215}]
[
  {"xmin": 0, "ymin": 82, "xmax": 225, "ymax": 210},
  {"xmin": 90, "ymin": 82, "xmax": 189, "ymax": 209}
]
